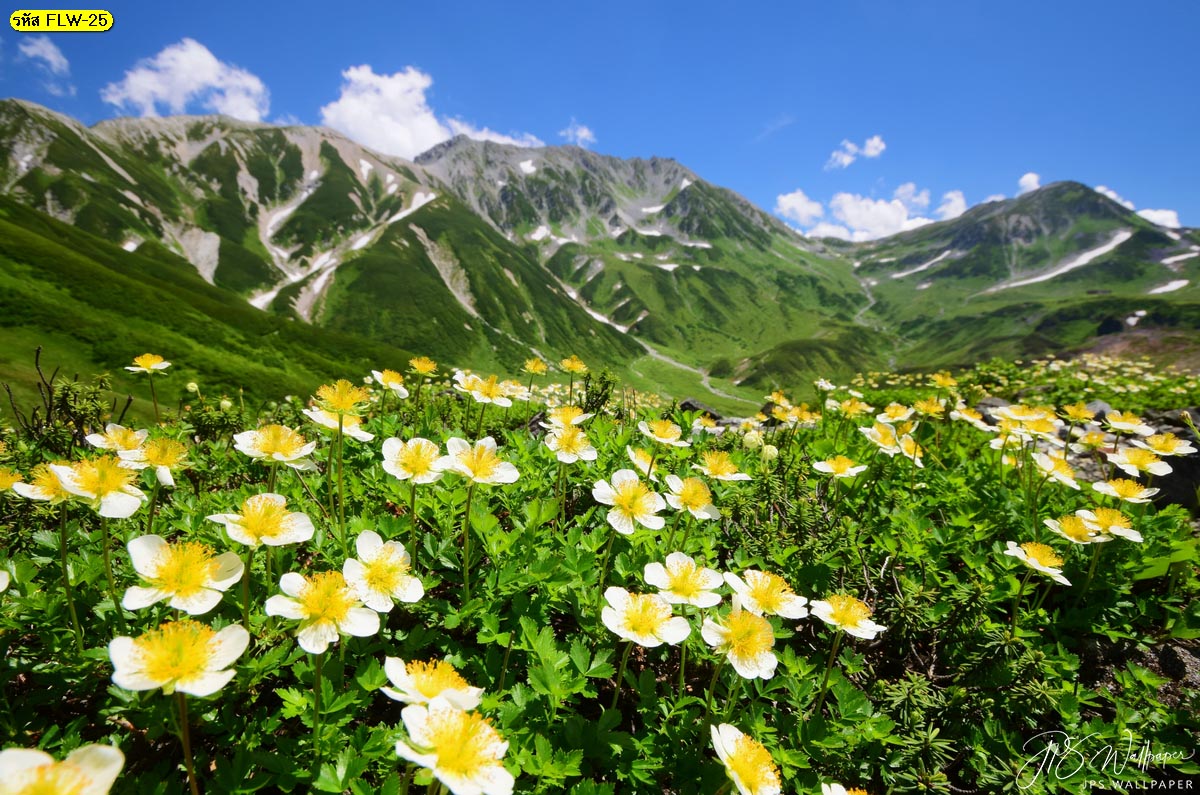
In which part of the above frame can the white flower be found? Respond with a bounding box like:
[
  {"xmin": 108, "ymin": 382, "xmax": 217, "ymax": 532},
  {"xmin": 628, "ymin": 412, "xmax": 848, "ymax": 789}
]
[
  {"xmin": 303, "ymin": 407, "xmax": 375, "ymax": 442},
  {"xmin": 381, "ymin": 657, "xmax": 482, "ymax": 710},
  {"xmin": 85, "ymin": 423, "xmax": 147, "ymax": 452},
  {"xmin": 434, "ymin": 437, "xmax": 520, "ymax": 484},
  {"xmin": 723, "ymin": 570, "xmax": 807, "ymax": 619},
  {"xmin": 544, "ymin": 425, "xmax": 598, "ymax": 464},
  {"xmin": 663, "ymin": 474, "xmax": 721, "ymax": 520},
  {"xmin": 233, "ymin": 424, "xmax": 318, "ymax": 471},
  {"xmin": 395, "ymin": 697, "xmax": 515, "ymax": 795},
  {"xmin": 0, "ymin": 745, "xmax": 124, "ymax": 795},
  {"xmin": 600, "ymin": 586, "xmax": 690, "ymax": 647},
  {"xmin": 1106, "ymin": 447, "xmax": 1173, "ymax": 478},
  {"xmin": 265, "ymin": 571, "xmax": 381, "ymax": 654},
  {"xmin": 592, "ymin": 469, "xmax": 665, "ymax": 535},
  {"xmin": 122, "ymin": 535, "xmax": 242, "ymax": 615},
  {"xmin": 638, "ymin": 419, "xmax": 690, "ymax": 447},
  {"xmin": 702, "ymin": 600, "xmax": 778, "ymax": 680},
  {"xmin": 643, "ymin": 552, "xmax": 723, "ymax": 607},
  {"xmin": 812, "ymin": 456, "xmax": 867, "ymax": 479},
  {"xmin": 372, "ymin": 369, "xmax": 410, "ymax": 399},
  {"xmin": 710, "ymin": 724, "xmax": 781, "ymax": 795},
  {"xmin": 50, "ymin": 457, "xmax": 146, "ymax": 519},
  {"xmin": 382, "ymin": 437, "xmax": 444, "ymax": 484},
  {"xmin": 343, "ymin": 530, "xmax": 423, "ymax": 612},
  {"xmin": 1002, "ymin": 541, "xmax": 1071, "ymax": 585},
  {"xmin": 0, "ymin": 569, "xmax": 9, "ymax": 593},
  {"xmin": 207, "ymin": 493, "xmax": 315, "ymax": 548},
  {"xmin": 109, "ymin": 620, "xmax": 249, "ymax": 696},
  {"xmin": 809, "ymin": 594, "xmax": 888, "ymax": 639}
]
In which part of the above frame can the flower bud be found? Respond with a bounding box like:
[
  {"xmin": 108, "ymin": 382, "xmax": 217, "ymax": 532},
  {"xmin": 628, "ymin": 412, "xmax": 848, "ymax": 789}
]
[
  {"xmin": 743, "ymin": 430, "xmax": 763, "ymax": 449},
  {"xmin": 761, "ymin": 444, "xmax": 779, "ymax": 461}
]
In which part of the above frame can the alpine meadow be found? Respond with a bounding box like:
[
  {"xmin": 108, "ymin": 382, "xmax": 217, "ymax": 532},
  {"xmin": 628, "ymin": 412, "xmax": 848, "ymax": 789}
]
[{"xmin": 1, "ymin": 5, "xmax": 1199, "ymax": 793}]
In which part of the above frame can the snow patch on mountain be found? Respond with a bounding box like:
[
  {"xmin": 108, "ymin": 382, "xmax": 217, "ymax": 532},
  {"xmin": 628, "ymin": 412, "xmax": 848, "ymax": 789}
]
[
  {"xmin": 983, "ymin": 230, "xmax": 1133, "ymax": 293},
  {"xmin": 1148, "ymin": 280, "xmax": 1189, "ymax": 294},
  {"xmin": 519, "ymin": 159, "xmax": 536, "ymax": 174}
]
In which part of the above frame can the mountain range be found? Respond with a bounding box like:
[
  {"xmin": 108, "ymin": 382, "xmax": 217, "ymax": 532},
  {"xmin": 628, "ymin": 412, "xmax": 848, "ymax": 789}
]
[{"xmin": 1, "ymin": 98, "xmax": 1197, "ymax": 413}]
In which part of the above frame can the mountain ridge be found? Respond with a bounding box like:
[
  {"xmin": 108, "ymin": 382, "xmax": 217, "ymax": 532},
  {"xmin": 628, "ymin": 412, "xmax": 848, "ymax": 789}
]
[{"xmin": 1, "ymin": 98, "xmax": 1197, "ymax": 409}]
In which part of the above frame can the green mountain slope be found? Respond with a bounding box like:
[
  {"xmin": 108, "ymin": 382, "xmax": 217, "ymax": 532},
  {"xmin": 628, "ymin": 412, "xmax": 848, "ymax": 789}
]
[{"xmin": 1, "ymin": 99, "xmax": 1197, "ymax": 410}]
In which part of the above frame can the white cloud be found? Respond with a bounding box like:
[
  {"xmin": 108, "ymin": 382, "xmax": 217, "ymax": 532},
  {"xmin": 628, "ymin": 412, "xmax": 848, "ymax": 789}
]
[
  {"xmin": 1095, "ymin": 185, "xmax": 1135, "ymax": 210},
  {"xmin": 559, "ymin": 119, "xmax": 596, "ymax": 148},
  {"xmin": 894, "ymin": 182, "xmax": 930, "ymax": 212},
  {"xmin": 18, "ymin": 35, "xmax": 76, "ymax": 97},
  {"xmin": 1017, "ymin": 172, "xmax": 1041, "ymax": 195},
  {"xmin": 19, "ymin": 36, "xmax": 69, "ymax": 75},
  {"xmin": 862, "ymin": 135, "xmax": 886, "ymax": 158},
  {"xmin": 1090, "ymin": 184, "xmax": 1180, "ymax": 228},
  {"xmin": 101, "ymin": 38, "xmax": 268, "ymax": 122},
  {"xmin": 318, "ymin": 64, "xmax": 542, "ymax": 159},
  {"xmin": 805, "ymin": 222, "xmax": 853, "ymax": 240},
  {"xmin": 825, "ymin": 134, "xmax": 886, "ymax": 169},
  {"xmin": 1137, "ymin": 208, "xmax": 1181, "ymax": 228},
  {"xmin": 936, "ymin": 190, "xmax": 967, "ymax": 220},
  {"xmin": 774, "ymin": 188, "xmax": 824, "ymax": 226},
  {"xmin": 983, "ymin": 193, "xmax": 1007, "ymax": 203},
  {"xmin": 827, "ymin": 192, "xmax": 933, "ymax": 241}
]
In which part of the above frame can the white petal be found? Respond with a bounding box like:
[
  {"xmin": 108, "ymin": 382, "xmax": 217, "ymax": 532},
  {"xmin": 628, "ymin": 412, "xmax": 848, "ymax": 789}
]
[
  {"xmin": 208, "ymin": 625, "xmax": 251, "ymax": 668},
  {"xmin": 265, "ymin": 595, "xmax": 305, "ymax": 620},
  {"xmin": 383, "ymin": 657, "xmax": 410, "ymax": 690},
  {"xmin": 601, "ymin": 607, "xmax": 624, "ymax": 639},
  {"xmin": 665, "ymin": 474, "xmax": 683, "ymax": 493},
  {"xmin": 64, "ymin": 745, "xmax": 125, "ymax": 795},
  {"xmin": 209, "ymin": 552, "xmax": 245, "ymax": 590},
  {"xmin": 643, "ymin": 563, "xmax": 669, "ymax": 589},
  {"xmin": 356, "ymin": 530, "xmax": 383, "ymax": 559},
  {"xmin": 393, "ymin": 577, "xmax": 424, "ymax": 603},
  {"xmin": 177, "ymin": 669, "xmax": 236, "ymax": 697},
  {"xmin": 610, "ymin": 469, "xmax": 639, "ymax": 488},
  {"xmin": 445, "ymin": 437, "xmax": 469, "ymax": 455},
  {"xmin": 269, "ymin": 512, "xmax": 315, "ymax": 545},
  {"xmin": 592, "ymin": 480, "xmax": 615, "ymax": 504},
  {"xmin": 297, "ymin": 622, "xmax": 338, "ymax": 654},
  {"xmin": 121, "ymin": 585, "xmax": 165, "ymax": 610},
  {"xmin": 340, "ymin": 607, "xmax": 381, "ymax": 637},
  {"xmin": 126, "ymin": 535, "xmax": 167, "ymax": 577},
  {"xmin": 279, "ymin": 572, "xmax": 307, "ymax": 597},
  {"xmin": 658, "ymin": 616, "xmax": 691, "ymax": 645},
  {"xmin": 701, "ymin": 618, "xmax": 727, "ymax": 648},
  {"xmin": 169, "ymin": 588, "xmax": 224, "ymax": 616},
  {"xmin": 638, "ymin": 513, "xmax": 665, "ymax": 531},
  {"xmin": 99, "ymin": 490, "xmax": 144, "ymax": 519},
  {"xmin": 607, "ymin": 510, "xmax": 636, "ymax": 535},
  {"xmin": 155, "ymin": 466, "xmax": 175, "ymax": 487}
]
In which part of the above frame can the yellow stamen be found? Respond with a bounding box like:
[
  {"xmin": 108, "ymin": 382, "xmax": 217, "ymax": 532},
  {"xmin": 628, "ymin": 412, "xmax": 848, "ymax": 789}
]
[
  {"xmin": 135, "ymin": 620, "xmax": 214, "ymax": 689},
  {"xmin": 150, "ymin": 542, "xmax": 219, "ymax": 597},
  {"xmin": 1020, "ymin": 542, "xmax": 1063, "ymax": 568},
  {"xmin": 297, "ymin": 572, "xmax": 356, "ymax": 624},
  {"xmin": 826, "ymin": 594, "xmax": 872, "ymax": 627},
  {"xmin": 407, "ymin": 660, "xmax": 471, "ymax": 699},
  {"xmin": 727, "ymin": 735, "xmax": 779, "ymax": 792}
]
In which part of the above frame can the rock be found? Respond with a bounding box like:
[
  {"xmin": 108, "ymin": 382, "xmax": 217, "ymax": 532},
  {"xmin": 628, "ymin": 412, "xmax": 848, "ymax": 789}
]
[
  {"xmin": 678, "ymin": 398, "xmax": 720, "ymax": 419},
  {"xmin": 1085, "ymin": 399, "xmax": 1114, "ymax": 418}
]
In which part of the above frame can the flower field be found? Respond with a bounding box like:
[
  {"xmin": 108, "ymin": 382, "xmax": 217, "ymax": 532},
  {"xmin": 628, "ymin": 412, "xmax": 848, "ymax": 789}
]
[{"xmin": 1, "ymin": 352, "xmax": 1198, "ymax": 794}]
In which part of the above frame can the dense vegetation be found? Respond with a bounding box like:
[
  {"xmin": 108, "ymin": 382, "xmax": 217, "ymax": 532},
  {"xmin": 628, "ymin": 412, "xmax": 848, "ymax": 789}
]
[{"xmin": 1, "ymin": 350, "xmax": 1197, "ymax": 793}]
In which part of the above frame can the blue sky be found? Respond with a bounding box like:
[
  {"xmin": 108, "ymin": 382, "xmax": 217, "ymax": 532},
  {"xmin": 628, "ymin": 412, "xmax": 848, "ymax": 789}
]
[{"xmin": 3, "ymin": 0, "xmax": 1197, "ymax": 238}]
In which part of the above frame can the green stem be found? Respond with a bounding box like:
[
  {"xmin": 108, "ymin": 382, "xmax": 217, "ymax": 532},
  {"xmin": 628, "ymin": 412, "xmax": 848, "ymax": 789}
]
[
  {"xmin": 408, "ymin": 481, "xmax": 420, "ymax": 554},
  {"xmin": 497, "ymin": 628, "xmax": 516, "ymax": 691},
  {"xmin": 723, "ymin": 675, "xmax": 744, "ymax": 718},
  {"xmin": 242, "ymin": 545, "xmax": 255, "ymax": 629},
  {"xmin": 594, "ymin": 532, "xmax": 618, "ymax": 607},
  {"xmin": 144, "ymin": 482, "xmax": 161, "ymax": 537},
  {"xmin": 313, "ymin": 652, "xmax": 324, "ymax": 769},
  {"xmin": 1078, "ymin": 544, "xmax": 1103, "ymax": 602},
  {"xmin": 610, "ymin": 641, "xmax": 633, "ymax": 711},
  {"xmin": 702, "ymin": 658, "xmax": 727, "ymax": 722},
  {"xmin": 1009, "ymin": 570, "xmax": 1033, "ymax": 641},
  {"xmin": 99, "ymin": 517, "xmax": 125, "ymax": 631},
  {"xmin": 554, "ymin": 463, "xmax": 566, "ymax": 529},
  {"xmin": 665, "ymin": 512, "xmax": 683, "ymax": 549},
  {"xmin": 58, "ymin": 508, "xmax": 83, "ymax": 653},
  {"xmin": 177, "ymin": 692, "xmax": 200, "ymax": 795},
  {"xmin": 336, "ymin": 417, "xmax": 347, "ymax": 558},
  {"xmin": 461, "ymin": 482, "xmax": 476, "ymax": 602},
  {"xmin": 475, "ymin": 402, "xmax": 487, "ymax": 438},
  {"xmin": 265, "ymin": 463, "xmax": 278, "ymax": 495},
  {"xmin": 148, "ymin": 374, "xmax": 161, "ymax": 425},
  {"xmin": 812, "ymin": 632, "xmax": 843, "ymax": 716}
]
